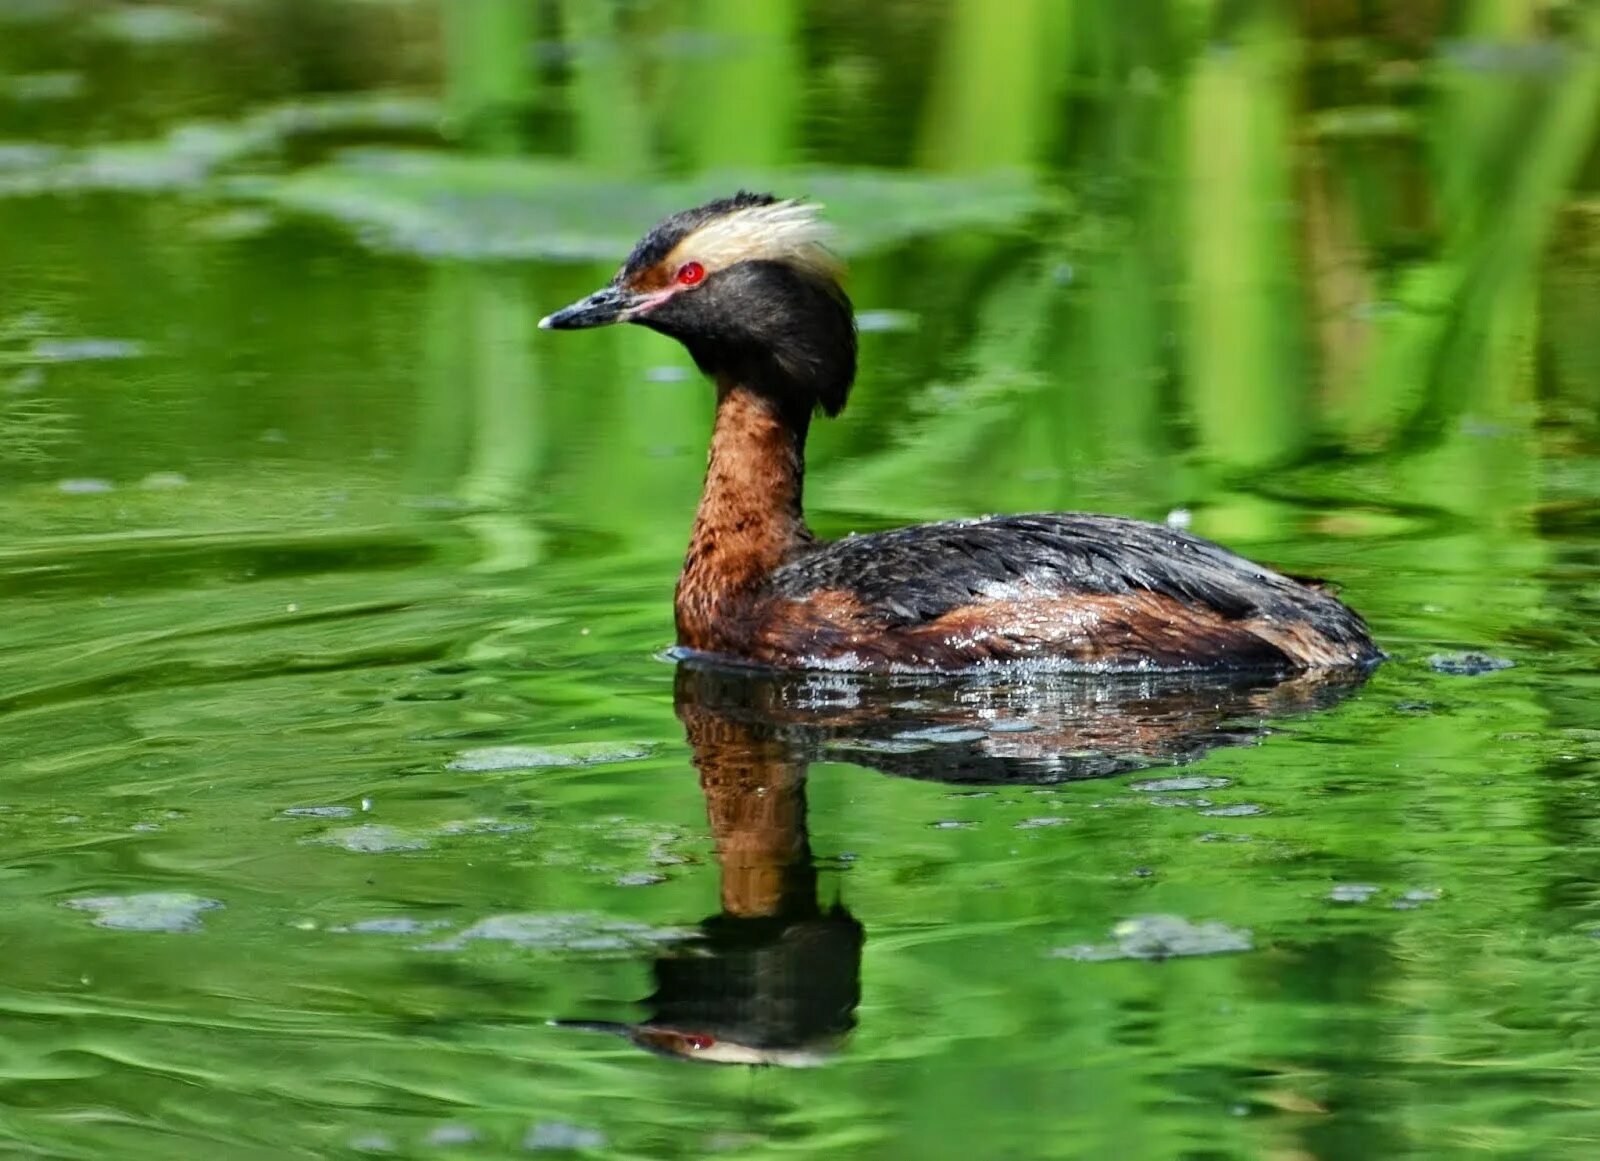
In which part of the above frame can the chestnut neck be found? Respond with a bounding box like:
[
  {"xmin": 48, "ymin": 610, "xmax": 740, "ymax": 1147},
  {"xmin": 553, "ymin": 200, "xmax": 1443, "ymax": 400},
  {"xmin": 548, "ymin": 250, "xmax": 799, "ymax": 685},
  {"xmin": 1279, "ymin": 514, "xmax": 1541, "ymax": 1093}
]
[
  {"xmin": 675, "ymin": 382, "xmax": 812, "ymax": 651},
  {"xmin": 683, "ymin": 716, "xmax": 817, "ymax": 919}
]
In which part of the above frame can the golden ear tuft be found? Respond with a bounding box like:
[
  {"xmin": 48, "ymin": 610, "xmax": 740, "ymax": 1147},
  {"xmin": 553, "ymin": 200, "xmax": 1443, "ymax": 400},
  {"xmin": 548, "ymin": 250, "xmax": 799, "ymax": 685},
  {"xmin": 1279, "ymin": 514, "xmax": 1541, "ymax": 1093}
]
[{"xmin": 666, "ymin": 199, "xmax": 841, "ymax": 283}]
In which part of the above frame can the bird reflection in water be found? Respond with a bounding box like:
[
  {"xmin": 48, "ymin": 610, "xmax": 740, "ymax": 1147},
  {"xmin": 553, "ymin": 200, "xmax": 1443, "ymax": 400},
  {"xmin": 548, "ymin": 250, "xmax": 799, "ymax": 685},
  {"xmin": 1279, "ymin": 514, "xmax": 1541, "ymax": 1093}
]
[{"xmin": 556, "ymin": 658, "xmax": 1369, "ymax": 1064}]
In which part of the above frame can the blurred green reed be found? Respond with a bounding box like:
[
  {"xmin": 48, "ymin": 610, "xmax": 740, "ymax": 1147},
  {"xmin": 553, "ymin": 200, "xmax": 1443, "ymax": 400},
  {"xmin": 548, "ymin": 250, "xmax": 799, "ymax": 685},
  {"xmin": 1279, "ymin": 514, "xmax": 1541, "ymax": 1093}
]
[{"xmin": 3, "ymin": 1, "xmax": 1594, "ymax": 520}]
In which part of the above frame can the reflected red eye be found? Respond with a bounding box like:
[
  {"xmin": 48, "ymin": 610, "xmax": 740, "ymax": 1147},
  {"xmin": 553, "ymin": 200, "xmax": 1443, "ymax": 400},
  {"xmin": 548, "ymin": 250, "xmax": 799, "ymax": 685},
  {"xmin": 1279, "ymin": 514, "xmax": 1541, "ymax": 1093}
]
[
  {"xmin": 684, "ymin": 1034, "xmax": 715, "ymax": 1051},
  {"xmin": 675, "ymin": 261, "xmax": 705, "ymax": 286}
]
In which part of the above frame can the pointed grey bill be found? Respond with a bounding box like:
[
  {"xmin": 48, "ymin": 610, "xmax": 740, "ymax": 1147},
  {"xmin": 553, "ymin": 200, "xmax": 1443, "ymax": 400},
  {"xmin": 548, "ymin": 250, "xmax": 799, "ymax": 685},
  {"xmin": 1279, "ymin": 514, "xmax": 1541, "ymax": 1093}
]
[{"xmin": 538, "ymin": 286, "xmax": 639, "ymax": 330}]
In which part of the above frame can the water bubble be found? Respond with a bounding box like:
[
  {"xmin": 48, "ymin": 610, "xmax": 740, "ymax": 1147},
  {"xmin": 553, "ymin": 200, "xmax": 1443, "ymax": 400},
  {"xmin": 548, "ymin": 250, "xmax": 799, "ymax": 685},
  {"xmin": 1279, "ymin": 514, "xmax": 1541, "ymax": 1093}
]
[
  {"xmin": 332, "ymin": 918, "xmax": 452, "ymax": 936},
  {"xmin": 614, "ymin": 872, "xmax": 666, "ymax": 887},
  {"xmin": 824, "ymin": 737, "xmax": 930, "ymax": 755},
  {"xmin": 31, "ymin": 338, "xmax": 145, "ymax": 362},
  {"xmin": 449, "ymin": 741, "xmax": 652, "ymax": 772},
  {"xmin": 1131, "ymin": 776, "xmax": 1231, "ymax": 793},
  {"xmin": 893, "ymin": 726, "xmax": 988, "ymax": 744},
  {"xmin": 57, "ymin": 478, "xmax": 114, "ymax": 494},
  {"xmin": 64, "ymin": 892, "xmax": 223, "ymax": 933},
  {"xmin": 1392, "ymin": 887, "xmax": 1443, "ymax": 910},
  {"xmin": 1052, "ymin": 915, "xmax": 1252, "ymax": 962},
  {"xmin": 422, "ymin": 913, "xmax": 695, "ymax": 954},
  {"xmin": 1329, "ymin": 883, "xmax": 1380, "ymax": 903},
  {"xmin": 1428, "ymin": 652, "xmax": 1515, "ymax": 675},
  {"xmin": 280, "ymin": 805, "xmax": 355, "ymax": 819},
  {"xmin": 434, "ymin": 818, "xmax": 529, "ymax": 836},
  {"xmin": 310, "ymin": 825, "xmax": 430, "ymax": 853},
  {"xmin": 1200, "ymin": 804, "xmax": 1266, "ymax": 818},
  {"xmin": 426, "ymin": 1124, "xmax": 480, "ymax": 1146},
  {"xmin": 139, "ymin": 471, "xmax": 189, "ymax": 490},
  {"xmin": 523, "ymin": 1122, "xmax": 607, "ymax": 1152}
]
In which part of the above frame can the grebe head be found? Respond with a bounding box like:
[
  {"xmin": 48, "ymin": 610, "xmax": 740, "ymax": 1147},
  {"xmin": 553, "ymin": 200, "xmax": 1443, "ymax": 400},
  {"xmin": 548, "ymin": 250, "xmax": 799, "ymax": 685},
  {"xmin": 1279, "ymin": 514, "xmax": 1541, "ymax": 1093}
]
[{"xmin": 540, "ymin": 192, "xmax": 857, "ymax": 422}]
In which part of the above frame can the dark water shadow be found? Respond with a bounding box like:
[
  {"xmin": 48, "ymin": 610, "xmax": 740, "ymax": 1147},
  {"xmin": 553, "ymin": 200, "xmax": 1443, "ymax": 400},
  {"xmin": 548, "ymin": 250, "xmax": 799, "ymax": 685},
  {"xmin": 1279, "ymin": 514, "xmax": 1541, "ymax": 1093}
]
[
  {"xmin": 674, "ymin": 657, "xmax": 1373, "ymax": 784},
  {"xmin": 556, "ymin": 660, "xmax": 1370, "ymax": 1065},
  {"xmin": 558, "ymin": 683, "xmax": 861, "ymax": 1067}
]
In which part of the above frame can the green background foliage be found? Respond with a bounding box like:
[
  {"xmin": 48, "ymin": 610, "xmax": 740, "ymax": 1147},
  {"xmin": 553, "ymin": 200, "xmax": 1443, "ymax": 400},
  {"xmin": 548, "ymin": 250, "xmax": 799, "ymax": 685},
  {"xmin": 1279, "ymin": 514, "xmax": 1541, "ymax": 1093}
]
[{"xmin": 1, "ymin": 1, "xmax": 1598, "ymax": 1157}]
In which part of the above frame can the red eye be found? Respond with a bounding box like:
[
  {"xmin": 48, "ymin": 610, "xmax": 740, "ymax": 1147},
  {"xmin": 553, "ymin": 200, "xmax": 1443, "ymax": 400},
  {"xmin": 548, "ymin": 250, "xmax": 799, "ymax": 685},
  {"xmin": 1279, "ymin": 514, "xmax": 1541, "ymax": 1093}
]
[
  {"xmin": 684, "ymin": 1034, "xmax": 715, "ymax": 1051},
  {"xmin": 675, "ymin": 261, "xmax": 705, "ymax": 286}
]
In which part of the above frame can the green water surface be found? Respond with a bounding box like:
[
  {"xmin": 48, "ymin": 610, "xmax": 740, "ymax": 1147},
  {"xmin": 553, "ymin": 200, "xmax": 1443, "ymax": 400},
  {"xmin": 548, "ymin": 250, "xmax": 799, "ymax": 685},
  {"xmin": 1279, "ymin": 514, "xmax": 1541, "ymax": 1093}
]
[{"xmin": 2, "ymin": 3, "xmax": 1599, "ymax": 1159}]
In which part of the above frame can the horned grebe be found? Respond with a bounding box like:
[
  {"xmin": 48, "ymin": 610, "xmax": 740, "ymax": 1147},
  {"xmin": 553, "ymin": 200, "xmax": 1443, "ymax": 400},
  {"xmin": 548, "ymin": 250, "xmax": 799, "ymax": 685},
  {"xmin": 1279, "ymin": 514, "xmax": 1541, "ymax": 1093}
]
[{"xmin": 541, "ymin": 193, "xmax": 1379, "ymax": 673}]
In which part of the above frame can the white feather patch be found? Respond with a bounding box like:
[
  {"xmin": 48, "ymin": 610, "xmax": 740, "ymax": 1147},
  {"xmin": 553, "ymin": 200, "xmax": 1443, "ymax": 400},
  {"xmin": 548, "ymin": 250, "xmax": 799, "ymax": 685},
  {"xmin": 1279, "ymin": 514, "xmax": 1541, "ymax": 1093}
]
[{"xmin": 666, "ymin": 200, "xmax": 840, "ymax": 282}]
